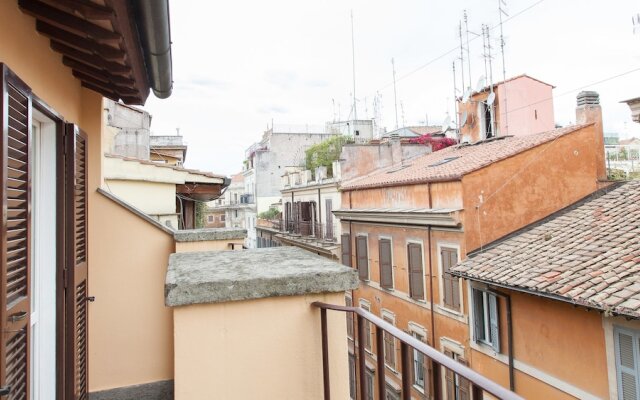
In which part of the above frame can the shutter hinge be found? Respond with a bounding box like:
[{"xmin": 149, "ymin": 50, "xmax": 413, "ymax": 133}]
[{"xmin": 0, "ymin": 385, "xmax": 11, "ymax": 396}]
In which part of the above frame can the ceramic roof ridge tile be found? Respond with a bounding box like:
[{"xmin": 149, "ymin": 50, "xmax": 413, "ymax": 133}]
[
  {"xmin": 341, "ymin": 124, "xmax": 589, "ymax": 190},
  {"xmin": 453, "ymin": 180, "xmax": 640, "ymax": 318},
  {"xmin": 105, "ymin": 153, "xmax": 226, "ymax": 179}
]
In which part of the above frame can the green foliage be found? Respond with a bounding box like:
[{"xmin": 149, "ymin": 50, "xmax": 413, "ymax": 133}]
[
  {"xmin": 195, "ymin": 201, "xmax": 207, "ymax": 228},
  {"xmin": 258, "ymin": 208, "xmax": 280, "ymax": 220},
  {"xmin": 629, "ymin": 171, "xmax": 640, "ymax": 180},
  {"xmin": 607, "ymin": 168, "xmax": 627, "ymax": 181},
  {"xmin": 304, "ymin": 135, "xmax": 353, "ymax": 177}
]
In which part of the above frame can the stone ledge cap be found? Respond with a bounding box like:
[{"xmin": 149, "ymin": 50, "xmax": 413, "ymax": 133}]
[
  {"xmin": 165, "ymin": 247, "xmax": 359, "ymax": 307},
  {"xmin": 173, "ymin": 227, "xmax": 247, "ymax": 242}
]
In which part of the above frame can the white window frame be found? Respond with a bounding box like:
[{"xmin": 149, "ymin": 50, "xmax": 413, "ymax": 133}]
[
  {"xmin": 440, "ymin": 338, "xmax": 466, "ymax": 400},
  {"xmin": 406, "ymin": 239, "xmax": 427, "ymax": 302},
  {"xmin": 614, "ymin": 326, "xmax": 640, "ymax": 400},
  {"xmin": 470, "ymin": 286, "xmax": 500, "ymax": 353},
  {"xmin": 381, "ymin": 309, "xmax": 397, "ymax": 372},
  {"xmin": 436, "ymin": 242, "xmax": 464, "ymax": 315},
  {"xmin": 360, "ymin": 299, "xmax": 373, "ymax": 354},
  {"xmin": 409, "ymin": 322, "xmax": 428, "ymax": 393},
  {"xmin": 378, "ymin": 235, "xmax": 395, "ymax": 290}
]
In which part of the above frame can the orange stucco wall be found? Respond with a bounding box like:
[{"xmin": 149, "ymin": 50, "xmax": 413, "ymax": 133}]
[
  {"xmin": 341, "ymin": 181, "xmax": 462, "ymax": 210},
  {"xmin": 462, "ymin": 124, "xmax": 601, "ymax": 252}
]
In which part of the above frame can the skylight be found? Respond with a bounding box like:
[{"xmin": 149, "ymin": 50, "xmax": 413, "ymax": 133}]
[{"xmin": 427, "ymin": 157, "xmax": 459, "ymax": 167}]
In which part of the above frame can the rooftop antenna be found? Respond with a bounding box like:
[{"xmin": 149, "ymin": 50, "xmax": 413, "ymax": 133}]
[
  {"xmin": 400, "ymin": 101, "xmax": 406, "ymax": 128},
  {"xmin": 484, "ymin": 26, "xmax": 496, "ymax": 137},
  {"xmin": 392, "ymin": 57, "xmax": 399, "ymax": 129},
  {"xmin": 458, "ymin": 21, "xmax": 466, "ymax": 93},
  {"xmin": 481, "ymin": 25, "xmax": 489, "ymax": 83},
  {"xmin": 452, "ymin": 61, "xmax": 460, "ymax": 138},
  {"xmin": 498, "ymin": 0, "xmax": 509, "ymax": 135},
  {"xmin": 332, "ymin": 98, "xmax": 336, "ymax": 122},
  {"xmin": 351, "ymin": 10, "xmax": 357, "ymax": 122},
  {"xmin": 464, "ymin": 10, "xmax": 472, "ymax": 90}
]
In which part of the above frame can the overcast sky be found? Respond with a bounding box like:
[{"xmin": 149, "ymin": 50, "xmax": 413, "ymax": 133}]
[{"xmin": 143, "ymin": 0, "xmax": 640, "ymax": 176}]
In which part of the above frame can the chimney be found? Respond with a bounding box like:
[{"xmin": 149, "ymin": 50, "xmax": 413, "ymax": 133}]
[
  {"xmin": 390, "ymin": 132, "xmax": 402, "ymax": 166},
  {"xmin": 575, "ymin": 91, "xmax": 606, "ymax": 180}
]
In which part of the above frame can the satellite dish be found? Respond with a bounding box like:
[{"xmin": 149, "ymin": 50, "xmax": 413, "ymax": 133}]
[
  {"xmin": 462, "ymin": 88, "xmax": 472, "ymax": 103},
  {"xmin": 460, "ymin": 111, "xmax": 468, "ymax": 128},
  {"xmin": 486, "ymin": 92, "xmax": 496, "ymax": 106},
  {"xmin": 476, "ymin": 75, "xmax": 486, "ymax": 92},
  {"xmin": 441, "ymin": 115, "xmax": 451, "ymax": 133}
]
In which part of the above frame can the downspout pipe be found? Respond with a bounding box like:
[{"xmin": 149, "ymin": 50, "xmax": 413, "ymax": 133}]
[{"xmin": 135, "ymin": 0, "xmax": 173, "ymax": 98}]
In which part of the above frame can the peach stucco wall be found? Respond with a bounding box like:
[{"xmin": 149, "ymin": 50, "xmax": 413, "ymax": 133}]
[
  {"xmin": 89, "ymin": 196, "xmax": 176, "ymax": 391},
  {"xmin": 341, "ymin": 181, "xmax": 463, "ymax": 210},
  {"xmin": 462, "ymin": 124, "xmax": 601, "ymax": 252},
  {"xmin": 175, "ymin": 239, "xmax": 244, "ymax": 253},
  {"xmin": 173, "ymin": 292, "xmax": 350, "ymax": 400}
]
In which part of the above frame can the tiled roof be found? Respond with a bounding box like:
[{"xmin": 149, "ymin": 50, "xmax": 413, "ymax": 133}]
[
  {"xmin": 104, "ymin": 153, "xmax": 225, "ymax": 179},
  {"xmin": 230, "ymin": 172, "xmax": 245, "ymax": 183},
  {"xmin": 341, "ymin": 125, "xmax": 587, "ymax": 190},
  {"xmin": 452, "ymin": 180, "xmax": 640, "ymax": 318}
]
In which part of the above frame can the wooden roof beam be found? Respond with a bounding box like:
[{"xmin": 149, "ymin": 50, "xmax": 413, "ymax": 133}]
[
  {"xmin": 61, "ymin": 57, "xmax": 134, "ymax": 87},
  {"xmin": 71, "ymin": 70, "xmax": 138, "ymax": 96},
  {"xmin": 40, "ymin": 0, "xmax": 113, "ymax": 20},
  {"xmin": 19, "ymin": 0, "xmax": 120, "ymax": 42},
  {"xmin": 36, "ymin": 21, "xmax": 125, "ymax": 62},
  {"xmin": 51, "ymin": 41, "xmax": 129, "ymax": 75}
]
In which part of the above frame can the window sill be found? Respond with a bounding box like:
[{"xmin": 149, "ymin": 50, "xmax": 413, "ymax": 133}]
[
  {"xmin": 385, "ymin": 364, "xmax": 400, "ymax": 376},
  {"xmin": 412, "ymin": 384, "xmax": 426, "ymax": 395},
  {"xmin": 435, "ymin": 304, "xmax": 467, "ymax": 323},
  {"xmin": 471, "ymin": 340, "xmax": 500, "ymax": 358}
]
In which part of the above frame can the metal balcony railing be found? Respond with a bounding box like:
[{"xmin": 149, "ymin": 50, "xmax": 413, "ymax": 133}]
[
  {"xmin": 277, "ymin": 220, "xmax": 337, "ymax": 241},
  {"xmin": 312, "ymin": 302, "xmax": 523, "ymax": 400},
  {"xmin": 240, "ymin": 194, "xmax": 254, "ymax": 204}
]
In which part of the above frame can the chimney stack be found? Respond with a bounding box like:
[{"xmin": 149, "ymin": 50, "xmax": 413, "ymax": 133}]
[
  {"xmin": 575, "ymin": 91, "xmax": 606, "ymax": 180},
  {"xmin": 390, "ymin": 132, "xmax": 402, "ymax": 166}
]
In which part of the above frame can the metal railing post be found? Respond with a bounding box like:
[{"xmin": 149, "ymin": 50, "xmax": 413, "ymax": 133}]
[
  {"xmin": 472, "ymin": 383, "xmax": 484, "ymax": 400},
  {"xmin": 376, "ymin": 326, "xmax": 385, "ymax": 400},
  {"xmin": 401, "ymin": 342, "xmax": 411, "ymax": 400},
  {"xmin": 357, "ymin": 314, "xmax": 368, "ymax": 400},
  {"xmin": 320, "ymin": 308, "xmax": 330, "ymax": 400}
]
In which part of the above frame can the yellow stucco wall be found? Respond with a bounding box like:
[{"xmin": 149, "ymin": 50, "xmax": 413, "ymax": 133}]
[
  {"xmin": 105, "ymin": 179, "xmax": 177, "ymax": 215},
  {"xmin": 173, "ymin": 292, "xmax": 350, "ymax": 400}
]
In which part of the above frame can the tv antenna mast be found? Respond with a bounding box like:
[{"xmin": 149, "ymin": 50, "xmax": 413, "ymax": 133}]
[
  {"xmin": 452, "ymin": 61, "xmax": 459, "ymax": 137},
  {"xmin": 458, "ymin": 21, "xmax": 466, "ymax": 92},
  {"xmin": 484, "ymin": 26, "xmax": 496, "ymax": 137},
  {"xmin": 498, "ymin": 0, "xmax": 509, "ymax": 135},
  {"xmin": 400, "ymin": 101, "xmax": 406, "ymax": 128},
  {"xmin": 392, "ymin": 57, "xmax": 399, "ymax": 129},
  {"xmin": 464, "ymin": 10, "xmax": 472, "ymax": 90},
  {"xmin": 634, "ymin": 13, "xmax": 640, "ymax": 34},
  {"xmin": 351, "ymin": 10, "xmax": 357, "ymax": 121}
]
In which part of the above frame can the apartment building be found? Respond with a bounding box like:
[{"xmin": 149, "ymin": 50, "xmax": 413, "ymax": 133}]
[{"xmin": 336, "ymin": 92, "xmax": 607, "ymax": 399}]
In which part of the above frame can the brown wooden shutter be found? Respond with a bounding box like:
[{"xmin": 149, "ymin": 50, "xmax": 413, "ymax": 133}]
[
  {"xmin": 379, "ymin": 239, "xmax": 393, "ymax": 289},
  {"xmin": 341, "ymin": 233, "xmax": 351, "ymax": 267},
  {"xmin": 324, "ymin": 199, "xmax": 333, "ymax": 239},
  {"xmin": 457, "ymin": 357, "xmax": 471, "ymax": 400},
  {"xmin": 356, "ymin": 236, "xmax": 368, "ymax": 280},
  {"xmin": 0, "ymin": 65, "xmax": 32, "ymax": 400},
  {"xmin": 441, "ymin": 248, "xmax": 460, "ymax": 310},
  {"xmin": 450, "ymin": 250, "xmax": 460, "ymax": 310},
  {"xmin": 444, "ymin": 350, "xmax": 455, "ymax": 400},
  {"xmin": 65, "ymin": 124, "xmax": 89, "ymax": 400},
  {"xmin": 408, "ymin": 243, "xmax": 425, "ymax": 300}
]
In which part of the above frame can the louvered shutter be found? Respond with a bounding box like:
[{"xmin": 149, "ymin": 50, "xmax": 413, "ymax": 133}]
[
  {"xmin": 472, "ymin": 289, "xmax": 483, "ymax": 342},
  {"xmin": 615, "ymin": 329, "xmax": 640, "ymax": 400},
  {"xmin": 356, "ymin": 236, "xmax": 368, "ymax": 280},
  {"xmin": 408, "ymin": 243, "xmax": 425, "ymax": 300},
  {"xmin": 441, "ymin": 249, "xmax": 452, "ymax": 307},
  {"xmin": 325, "ymin": 199, "xmax": 333, "ymax": 239},
  {"xmin": 444, "ymin": 350, "xmax": 455, "ymax": 400},
  {"xmin": 488, "ymin": 293, "xmax": 500, "ymax": 353},
  {"xmin": 457, "ymin": 357, "xmax": 471, "ymax": 400},
  {"xmin": 65, "ymin": 124, "xmax": 89, "ymax": 400},
  {"xmin": 0, "ymin": 65, "xmax": 32, "ymax": 400},
  {"xmin": 450, "ymin": 250, "xmax": 460, "ymax": 310},
  {"xmin": 379, "ymin": 239, "xmax": 393, "ymax": 289},
  {"xmin": 341, "ymin": 233, "xmax": 351, "ymax": 267}
]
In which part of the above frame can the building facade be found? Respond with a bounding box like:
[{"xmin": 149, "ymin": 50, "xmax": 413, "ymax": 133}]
[{"xmin": 336, "ymin": 94, "xmax": 607, "ymax": 399}]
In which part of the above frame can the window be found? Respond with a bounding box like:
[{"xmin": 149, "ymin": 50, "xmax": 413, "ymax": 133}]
[
  {"xmin": 207, "ymin": 215, "xmax": 214, "ymax": 223},
  {"xmin": 341, "ymin": 233, "xmax": 352, "ymax": 267},
  {"xmin": 615, "ymin": 327, "xmax": 640, "ymax": 400},
  {"xmin": 356, "ymin": 235, "xmax": 369, "ymax": 281},
  {"xmin": 472, "ymin": 288, "xmax": 500, "ymax": 352},
  {"xmin": 444, "ymin": 350, "xmax": 470, "ymax": 400},
  {"xmin": 360, "ymin": 301, "xmax": 372, "ymax": 352},
  {"xmin": 408, "ymin": 243, "xmax": 425, "ymax": 300},
  {"xmin": 365, "ymin": 369, "xmax": 375, "ymax": 400},
  {"xmin": 385, "ymin": 384, "xmax": 401, "ymax": 400},
  {"xmin": 220, "ymin": 214, "xmax": 225, "ymax": 222},
  {"xmin": 412, "ymin": 332, "xmax": 426, "ymax": 391},
  {"xmin": 379, "ymin": 238, "xmax": 393, "ymax": 289},
  {"xmin": 441, "ymin": 247, "xmax": 461, "ymax": 311},
  {"xmin": 349, "ymin": 354, "xmax": 357, "ymax": 400},
  {"xmin": 383, "ymin": 312, "xmax": 396, "ymax": 370},
  {"xmin": 346, "ymin": 295, "xmax": 354, "ymax": 339},
  {"xmin": 235, "ymin": 210, "xmax": 238, "ymax": 218}
]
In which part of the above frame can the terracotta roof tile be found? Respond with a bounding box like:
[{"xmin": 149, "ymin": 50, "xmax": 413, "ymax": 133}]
[
  {"xmin": 341, "ymin": 125, "xmax": 589, "ymax": 190},
  {"xmin": 452, "ymin": 180, "xmax": 640, "ymax": 318}
]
